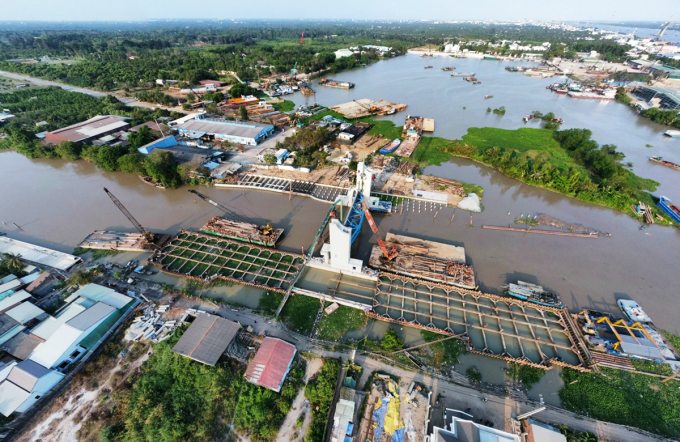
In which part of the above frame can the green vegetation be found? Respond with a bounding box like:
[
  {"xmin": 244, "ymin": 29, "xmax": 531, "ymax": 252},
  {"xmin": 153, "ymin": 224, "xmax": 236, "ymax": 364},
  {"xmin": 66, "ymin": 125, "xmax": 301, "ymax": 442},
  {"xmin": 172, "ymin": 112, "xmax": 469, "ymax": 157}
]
[
  {"xmin": 560, "ymin": 367, "xmax": 680, "ymax": 439},
  {"xmin": 0, "ymin": 253, "xmax": 25, "ymax": 277},
  {"xmin": 280, "ymin": 295, "xmax": 320, "ymax": 336},
  {"xmin": 641, "ymin": 107, "xmax": 680, "ymax": 129},
  {"xmin": 272, "ymin": 100, "xmax": 295, "ymax": 112},
  {"xmin": 631, "ymin": 359, "xmax": 673, "ymax": 376},
  {"xmin": 492, "ymin": 106, "xmax": 506, "ymax": 115},
  {"xmin": 234, "ymin": 359, "xmax": 306, "ymax": 441},
  {"xmin": 466, "ymin": 366, "xmax": 482, "ymax": 383},
  {"xmin": 414, "ymin": 127, "xmax": 665, "ymax": 223},
  {"xmin": 558, "ymin": 425, "xmax": 599, "ymax": 442},
  {"xmin": 317, "ymin": 305, "xmax": 368, "ymax": 341},
  {"xmin": 66, "ymin": 269, "xmax": 96, "ymax": 287},
  {"xmin": 72, "ymin": 247, "xmax": 120, "ymax": 260},
  {"xmin": 258, "ymin": 290, "xmax": 284, "ymax": 316},
  {"xmin": 382, "ymin": 328, "xmax": 404, "ymax": 351},
  {"xmin": 304, "ymin": 359, "xmax": 341, "ymax": 442},
  {"xmin": 662, "ymin": 330, "xmax": 680, "ymax": 353},
  {"xmin": 280, "ymin": 126, "xmax": 331, "ymax": 168},
  {"xmin": 506, "ymin": 362, "xmax": 546, "ymax": 389},
  {"xmin": 133, "ymin": 89, "xmax": 178, "ymax": 106},
  {"xmin": 419, "ymin": 331, "xmax": 467, "ymax": 371},
  {"xmin": 118, "ymin": 331, "xmax": 241, "ymax": 442}
]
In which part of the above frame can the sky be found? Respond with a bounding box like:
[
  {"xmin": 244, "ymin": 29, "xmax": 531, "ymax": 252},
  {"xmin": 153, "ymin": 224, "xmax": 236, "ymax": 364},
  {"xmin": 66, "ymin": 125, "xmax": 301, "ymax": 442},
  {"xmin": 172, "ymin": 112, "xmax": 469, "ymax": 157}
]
[{"xmin": 1, "ymin": 0, "xmax": 677, "ymax": 22}]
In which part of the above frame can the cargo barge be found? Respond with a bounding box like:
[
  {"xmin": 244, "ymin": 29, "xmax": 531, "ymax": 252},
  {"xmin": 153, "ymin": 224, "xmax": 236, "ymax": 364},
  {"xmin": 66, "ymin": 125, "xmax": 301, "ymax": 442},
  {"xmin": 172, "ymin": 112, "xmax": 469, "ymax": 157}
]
[
  {"xmin": 504, "ymin": 281, "xmax": 565, "ymax": 308},
  {"xmin": 649, "ymin": 156, "xmax": 680, "ymax": 172},
  {"xmin": 567, "ymin": 89, "xmax": 616, "ymax": 100},
  {"xmin": 200, "ymin": 216, "xmax": 284, "ymax": 247},
  {"xmin": 319, "ymin": 78, "xmax": 354, "ymax": 89},
  {"xmin": 657, "ymin": 196, "xmax": 680, "ymax": 223}
]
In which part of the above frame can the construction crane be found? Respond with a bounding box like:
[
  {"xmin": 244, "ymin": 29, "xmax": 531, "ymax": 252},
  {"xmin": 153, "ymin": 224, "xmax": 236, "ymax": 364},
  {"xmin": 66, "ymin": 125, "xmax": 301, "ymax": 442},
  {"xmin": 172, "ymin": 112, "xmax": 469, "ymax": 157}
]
[
  {"xmin": 360, "ymin": 200, "xmax": 398, "ymax": 260},
  {"xmin": 188, "ymin": 190, "xmax": 275, "ymax": 236},
  {"xmin": 658, "ymin": 17, "xmax": 673, "ymax": 39},
  {"xmin": 103, "ymin": 188, "xmax": 155, "ymax": 244}
]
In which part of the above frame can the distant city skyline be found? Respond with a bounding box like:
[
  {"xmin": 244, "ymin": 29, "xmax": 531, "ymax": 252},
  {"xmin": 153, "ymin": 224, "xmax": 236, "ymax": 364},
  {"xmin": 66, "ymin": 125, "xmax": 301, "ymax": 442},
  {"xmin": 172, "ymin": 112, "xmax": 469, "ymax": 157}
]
[{"xmin": 2, "ymin": 0, "xmax": 676, "ymax": 23}]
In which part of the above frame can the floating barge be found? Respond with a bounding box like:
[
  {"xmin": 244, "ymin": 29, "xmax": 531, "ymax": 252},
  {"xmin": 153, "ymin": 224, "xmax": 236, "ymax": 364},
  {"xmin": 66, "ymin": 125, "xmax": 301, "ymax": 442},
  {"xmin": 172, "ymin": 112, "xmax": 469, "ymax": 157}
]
[
  {"xmin": 319, "ymin": 78, "xmax": 354, "ymax": 89},
  {"xmin": 79, "ymin": 230, "xmax": 161, "ymax": 252},
  {"xmin": 505, "ymin": 281, "xmax": 565, "ymax": 309},
  {"xmin": 201, "ymin": 216, "xmax": 283, "ymax": 247},
  {"xmin": 329, "ymin": 99, "xmax": 407, "ymax": 119},
  {"xmin": 300, "ymin": 85, "xmax": 315, "ymax": 95},
  {"xmin": 657, "ymin": 196, "xmax": 680, "ymax": 223},
  {"xmin": 649, "ymin": 156, "xmax": 680, "ymax": 172},
  {"xmin": 368, "ymin": 233, "xmax": 475, "ymax": 289}
]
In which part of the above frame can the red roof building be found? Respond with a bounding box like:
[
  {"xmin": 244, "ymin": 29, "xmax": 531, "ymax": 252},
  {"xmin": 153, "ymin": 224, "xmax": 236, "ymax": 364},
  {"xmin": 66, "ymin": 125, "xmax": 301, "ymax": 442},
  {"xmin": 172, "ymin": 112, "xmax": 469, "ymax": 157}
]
[
  {"xmin": 199, "ymin": 80, "xmax": 226, "ymax": 87},
  {"xmin": 244, "ymin": 338, "xmax": 296, "ymax": 392}
]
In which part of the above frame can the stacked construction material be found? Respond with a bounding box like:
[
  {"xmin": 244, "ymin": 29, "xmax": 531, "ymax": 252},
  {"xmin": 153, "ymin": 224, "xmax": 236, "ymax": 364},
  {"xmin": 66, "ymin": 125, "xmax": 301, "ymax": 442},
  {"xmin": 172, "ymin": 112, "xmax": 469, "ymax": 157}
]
[{"xmin": 201, "ymin": 216, "xmax": 283, "ymax": 247}]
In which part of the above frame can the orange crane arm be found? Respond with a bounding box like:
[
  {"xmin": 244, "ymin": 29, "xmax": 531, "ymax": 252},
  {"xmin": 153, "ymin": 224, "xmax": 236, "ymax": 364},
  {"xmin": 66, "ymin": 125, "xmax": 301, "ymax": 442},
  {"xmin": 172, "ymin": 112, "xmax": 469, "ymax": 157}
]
[{"xmin": 361, "ymin": 201, "xmax": 398, "ymax": 260}]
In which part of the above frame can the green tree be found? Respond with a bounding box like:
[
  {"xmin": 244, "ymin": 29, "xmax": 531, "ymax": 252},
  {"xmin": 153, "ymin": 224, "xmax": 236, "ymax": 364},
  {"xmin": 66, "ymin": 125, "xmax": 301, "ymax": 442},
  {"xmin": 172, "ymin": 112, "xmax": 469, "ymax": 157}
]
[
  {"xmin": 229, "ymin": 83, "xmax": 257, "ymax": 98},
  {"xmin": 55, "ymin": 141, "xmax": 83, "ymax": 160},
  {"xmin": 1, "ymin": 253, "xmax": 24, "ymax": 274},
  {"xmin": 127, "ymin": 125, "xmax": 156, "ymax": 149},
  {"xmin": 96, "ymin": 145, "xmax": 128, "ymax": 171},
  {"xmin": 382, "ymin": 328, "xmax": 403, "ymax": 350},
  {"xmin": 117, "ymin": 153, "xmax": 147, "ymax": 175},
  {"xmin": 239, "ymin": 106, "xmax": 248, "ymax": 121},
  {"xmin": 67, "ymin": 270, "xmax": 95, "ymax": 287},
  {"xmin": 263, "ymin": 153, "xmax": 277, "ymax": 164},
  {"xmin": 145, "ymin": 150, "xmax": 181, "ymax": 188}
]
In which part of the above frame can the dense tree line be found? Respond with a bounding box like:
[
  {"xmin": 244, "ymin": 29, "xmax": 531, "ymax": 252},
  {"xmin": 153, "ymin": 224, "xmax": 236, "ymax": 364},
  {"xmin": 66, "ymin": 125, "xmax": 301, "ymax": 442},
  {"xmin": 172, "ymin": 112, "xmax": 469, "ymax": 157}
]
[
  {"xmin": 304, "ymin": 360, "xmax": 340, "ymax": 442},
  {"xmin": 0, "ymin": 87, "xmax": 185, "ymax": 187}
]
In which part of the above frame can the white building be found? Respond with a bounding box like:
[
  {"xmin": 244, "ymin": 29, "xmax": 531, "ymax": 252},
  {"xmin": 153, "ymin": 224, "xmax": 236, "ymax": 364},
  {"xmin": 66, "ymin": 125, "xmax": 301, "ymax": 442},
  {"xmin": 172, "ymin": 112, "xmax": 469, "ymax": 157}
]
[
  {"xmin": 0, "ymin": 360, "xmax": 64, "ymax": 417},
  {"xmin": 429, "ymin": 409, "xmax": 520, "ymax": 442},
  {"xmin": 334, "ymin": 49, "xmax": 355, "ymax": 59}
]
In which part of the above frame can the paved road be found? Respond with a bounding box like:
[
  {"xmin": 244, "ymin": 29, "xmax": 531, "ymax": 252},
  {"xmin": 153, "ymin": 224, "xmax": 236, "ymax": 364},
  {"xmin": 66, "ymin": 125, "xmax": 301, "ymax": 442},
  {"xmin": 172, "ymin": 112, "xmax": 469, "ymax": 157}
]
[
  {"xmin": 203, "ymin": 302, "xmax": 671, "ymax": 442},
  {"xmin": 0, "ymin": 70, "xmax": 157, "ymax": 109}
]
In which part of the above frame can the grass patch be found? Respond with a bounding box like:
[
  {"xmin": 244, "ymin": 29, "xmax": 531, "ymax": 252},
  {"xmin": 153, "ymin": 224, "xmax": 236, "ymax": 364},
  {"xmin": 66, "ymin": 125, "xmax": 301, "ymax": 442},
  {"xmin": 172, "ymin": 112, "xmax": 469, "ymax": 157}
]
[
  {"xmin": 506, "ymin": 362, "xmax": 546, "ymax": 390},
  {"xmin": 417, "ymin": 331, "xmax": 467, "ymax": 371},
  {"xmin": 306, "ymin": 109, "xmax": 403, "ymax": 140},
  {"xmin": 662, "ymin": 330, "xmax": 680, "ymax": 353},
  {"xmin": 560, "ymin": 367, "xmax": 680, "ymax": 439},
  {"xmin": 411, "ymin": 136, "xmax": 456, "ymax": 165},
  {"xmin": 317, "ymin": 305, "xmax": 368, "ymax": 341},
  {"xmin": 279, "ymin": 294, "xmax": 320, "ymax": 336},
  {"xmin": 631, "ymin": 359, "xmax": 673, "ymax": 376},
  {"xmin": 257, "ymin": 290, "xmax": 284, "ymax": 316},
  {"xmin": 72, "ymin": 247, "xmax": 121, "ymax": 260},
  {"xmin": 466, "ymin": 366, "xmax": 482, "ymax": 383},
  {"xmin": 304, "ymin": 359, "xmax": 341, "ymax": 442},
  {"xmin": 271, "ymin": 99, "xmax": 295, "ymax": 112}
]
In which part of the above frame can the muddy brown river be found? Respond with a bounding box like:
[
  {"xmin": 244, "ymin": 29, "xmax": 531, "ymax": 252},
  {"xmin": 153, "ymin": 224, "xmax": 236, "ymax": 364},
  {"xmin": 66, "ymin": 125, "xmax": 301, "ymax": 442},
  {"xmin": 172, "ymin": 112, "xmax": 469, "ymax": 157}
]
[{"xmin": 1, "ymin": 54, "xmax": 679, "ymax": 334}]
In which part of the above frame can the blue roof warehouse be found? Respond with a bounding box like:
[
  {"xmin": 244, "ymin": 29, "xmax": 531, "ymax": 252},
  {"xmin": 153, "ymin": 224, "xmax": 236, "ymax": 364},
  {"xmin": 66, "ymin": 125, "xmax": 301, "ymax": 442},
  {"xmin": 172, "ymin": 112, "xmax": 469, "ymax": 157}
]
[{"xmin": 176, "ymin": 117, "xmax": 274, "ymax": 146}]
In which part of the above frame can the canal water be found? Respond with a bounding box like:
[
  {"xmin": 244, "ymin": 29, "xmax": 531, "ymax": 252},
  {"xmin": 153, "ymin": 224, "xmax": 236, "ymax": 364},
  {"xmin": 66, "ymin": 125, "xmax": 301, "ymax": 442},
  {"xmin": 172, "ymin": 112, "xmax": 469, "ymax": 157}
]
[{"xmin": 1, "ymin": 54, "xmax": 680, "ymax": 334}]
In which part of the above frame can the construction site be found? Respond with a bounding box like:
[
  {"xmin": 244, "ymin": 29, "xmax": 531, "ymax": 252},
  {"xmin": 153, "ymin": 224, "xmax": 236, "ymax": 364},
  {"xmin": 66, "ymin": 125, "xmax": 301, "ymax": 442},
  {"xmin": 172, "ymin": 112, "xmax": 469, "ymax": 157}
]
[{"xmin": 285, "ymin": 162, "xmax": 590, "ymax": 371}]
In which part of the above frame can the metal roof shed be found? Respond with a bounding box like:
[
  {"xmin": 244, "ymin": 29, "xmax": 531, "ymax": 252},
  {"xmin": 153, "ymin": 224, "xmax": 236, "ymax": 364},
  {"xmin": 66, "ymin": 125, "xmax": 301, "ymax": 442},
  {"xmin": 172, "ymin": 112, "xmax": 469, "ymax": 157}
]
[
  {"xmin": 244, "ymin": 337, "xmax": 296, "ymax": 392},
  {"xmin": 172, "ymin": 314, "xmax": 241, "ymax": 366}
]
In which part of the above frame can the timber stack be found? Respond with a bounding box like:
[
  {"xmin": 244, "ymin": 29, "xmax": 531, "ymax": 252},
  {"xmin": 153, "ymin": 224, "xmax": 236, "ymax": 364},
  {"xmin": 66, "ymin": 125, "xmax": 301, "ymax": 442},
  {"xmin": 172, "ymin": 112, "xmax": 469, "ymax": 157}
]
[{"xmin": 201, "ymin": 216, "xmax": 284, "ymax": 247}]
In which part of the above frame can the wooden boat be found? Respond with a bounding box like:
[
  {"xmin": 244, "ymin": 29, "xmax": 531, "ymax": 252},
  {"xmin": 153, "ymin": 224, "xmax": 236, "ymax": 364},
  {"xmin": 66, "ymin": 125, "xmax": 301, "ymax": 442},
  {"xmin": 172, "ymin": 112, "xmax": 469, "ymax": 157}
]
[
  {"xmin": 139, "ymin": 175, "xmax": 165, "ymax": 189},
  {"xmin": 380, "ymin": 139, "xmax": 402, "ymax": 154},
  {"xmin": 649, "ymin": 156, "xmax": 680, "ymax": 172},
  {"xmin": 484, "ymin": 95, "xmax": 493, "ymax": 99}
]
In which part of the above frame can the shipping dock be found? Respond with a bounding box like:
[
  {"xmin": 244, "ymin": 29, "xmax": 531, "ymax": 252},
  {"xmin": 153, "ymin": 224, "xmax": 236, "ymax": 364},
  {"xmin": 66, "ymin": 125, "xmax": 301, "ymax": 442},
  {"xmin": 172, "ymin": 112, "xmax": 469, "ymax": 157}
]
[
  {"xmin": 368, "ymin": 233, "xmax": 475, "ymax": 289},
  {"xmin": 649, "ymin": 156, "xmax": 680, "ymax": 172},
  {"xmin": 201, "ymin": 216, "xmax": 284, "ymax": 247}
]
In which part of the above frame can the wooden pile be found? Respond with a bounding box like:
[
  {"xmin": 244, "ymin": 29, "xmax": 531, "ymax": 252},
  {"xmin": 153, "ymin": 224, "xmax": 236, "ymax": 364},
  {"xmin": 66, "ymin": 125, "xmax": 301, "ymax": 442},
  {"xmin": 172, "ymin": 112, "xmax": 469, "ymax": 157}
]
[
  {"xmin": 631, "ymin": 201, "xmax": 655, "ymax": 224},
  {"xmin": 424, "ymin": 176, "xmax": 466, "ymax": 196},
  {"xmin": 397, "ymin": 161, "xmax": 418, "ymax": 175}
]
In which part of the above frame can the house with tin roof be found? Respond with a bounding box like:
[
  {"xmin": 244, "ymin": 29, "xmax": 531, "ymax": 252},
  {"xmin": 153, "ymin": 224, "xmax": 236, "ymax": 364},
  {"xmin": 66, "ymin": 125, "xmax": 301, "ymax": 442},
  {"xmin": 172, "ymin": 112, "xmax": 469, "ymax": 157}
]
[
  {"xmin": 244, "ymin": 337, "xmax": 296, "ymax": 392},
  {"xmin": 0, "ymin": 359, "xmax": 64, "ymax": 417}
]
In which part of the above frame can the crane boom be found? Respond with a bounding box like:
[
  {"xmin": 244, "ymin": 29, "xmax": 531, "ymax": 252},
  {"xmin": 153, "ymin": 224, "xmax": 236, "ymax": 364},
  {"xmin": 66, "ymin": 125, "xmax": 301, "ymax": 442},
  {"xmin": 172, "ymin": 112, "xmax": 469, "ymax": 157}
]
[
  {"xmin": 188, "ymin": 190, "xmax": 275, "ymax": 235},
  {"xmin": 360, "ymin": 201, "xmax": 398, "ymax": 260},
  {"xmin": 103, "ymin": 187, "xmax": 154, "ymax": 242}
]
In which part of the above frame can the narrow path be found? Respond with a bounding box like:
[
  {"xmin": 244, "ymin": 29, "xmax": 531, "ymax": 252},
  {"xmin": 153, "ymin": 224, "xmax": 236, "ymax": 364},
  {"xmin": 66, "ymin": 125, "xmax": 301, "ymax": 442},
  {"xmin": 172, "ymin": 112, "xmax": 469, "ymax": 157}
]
[{"xmin": 276, "ymin": 358, "xmax": 322, "ymax": 441}]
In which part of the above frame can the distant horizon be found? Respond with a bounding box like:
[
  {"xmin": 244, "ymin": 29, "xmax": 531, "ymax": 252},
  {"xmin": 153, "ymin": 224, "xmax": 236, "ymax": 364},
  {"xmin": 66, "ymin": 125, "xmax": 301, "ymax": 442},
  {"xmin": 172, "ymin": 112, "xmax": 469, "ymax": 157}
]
[{"xmin": 1, "ymin": 0, "xmax": 676, "ymax": 23}]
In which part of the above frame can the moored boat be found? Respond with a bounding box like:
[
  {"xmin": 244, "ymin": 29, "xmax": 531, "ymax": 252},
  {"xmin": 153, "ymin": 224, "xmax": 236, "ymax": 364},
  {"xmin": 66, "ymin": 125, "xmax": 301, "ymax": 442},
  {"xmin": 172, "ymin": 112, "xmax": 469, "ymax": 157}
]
[
  {"xmin": 319, "ymin": 78, "xmax": 354, "ymax": 89},
  {"xmin": 504, "ymin": 281, "xmax": 565, "ymax": 308},
  {"xmin": 617, "ymin": 299, "xmax": 652, "ymax": 323},
  {"xmin": 424, "ymin": 65, "xmax": 433, "ymax": 69},
  {"xmin": 649, "ymin": 156, "xmax": 680, "ymax": 171},
  {"xmin": 379, "ymin": 139, "xmax": 402, "ymax": 154},
  {"xmin": 484, "ymin": 95, "xmax": 493, "ymax": 99},
  {"xmin": 441, "ymin": 66, "xmax": 455, "ymax": 71},
  {"xmin": 657, "ymin": 196, "xmax": 680, "ymax": 223},
  {"xmin": 664, "ymin": 130, "xmax": 680, "ymax": 138}
]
